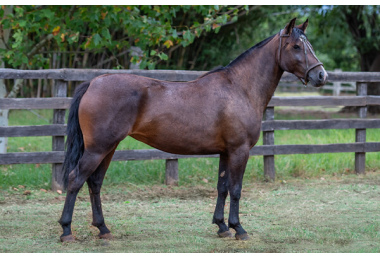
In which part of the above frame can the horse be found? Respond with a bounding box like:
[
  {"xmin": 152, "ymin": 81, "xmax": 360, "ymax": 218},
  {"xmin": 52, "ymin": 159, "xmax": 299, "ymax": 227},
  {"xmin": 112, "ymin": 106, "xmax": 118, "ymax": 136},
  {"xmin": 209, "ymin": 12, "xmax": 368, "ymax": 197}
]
[{"xmin": 58, "ymin": 18, "xmax": 327, "ymax": 242}]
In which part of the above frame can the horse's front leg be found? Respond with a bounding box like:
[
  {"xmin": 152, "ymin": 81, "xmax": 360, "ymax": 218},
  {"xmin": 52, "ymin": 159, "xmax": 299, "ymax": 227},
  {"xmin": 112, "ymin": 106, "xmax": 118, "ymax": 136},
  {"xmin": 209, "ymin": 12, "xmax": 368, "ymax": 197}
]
[
  {"xmin": 227, "ymin": 146, "xmax": 250, "ymax": 240},
  {"xmin": 212, "ymin": 153, "xmax": 233, "ymax": 238}
]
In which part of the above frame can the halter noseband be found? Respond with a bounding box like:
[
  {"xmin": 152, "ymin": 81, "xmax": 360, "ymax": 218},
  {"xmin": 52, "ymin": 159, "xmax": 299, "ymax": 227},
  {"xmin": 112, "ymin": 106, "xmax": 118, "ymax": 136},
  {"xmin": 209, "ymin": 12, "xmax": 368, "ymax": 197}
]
[{"xmin": 277, "ymin": 29, "xmax": 323, "ymax": 86}]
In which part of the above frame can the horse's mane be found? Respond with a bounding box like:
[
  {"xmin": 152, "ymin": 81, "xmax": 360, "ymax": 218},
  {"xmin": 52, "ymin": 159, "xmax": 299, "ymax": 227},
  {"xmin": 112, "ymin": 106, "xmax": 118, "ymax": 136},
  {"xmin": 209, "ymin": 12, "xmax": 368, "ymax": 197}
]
[{"xmin": 199, "ymin": 34, "xmax": 276, "ymax": 78}]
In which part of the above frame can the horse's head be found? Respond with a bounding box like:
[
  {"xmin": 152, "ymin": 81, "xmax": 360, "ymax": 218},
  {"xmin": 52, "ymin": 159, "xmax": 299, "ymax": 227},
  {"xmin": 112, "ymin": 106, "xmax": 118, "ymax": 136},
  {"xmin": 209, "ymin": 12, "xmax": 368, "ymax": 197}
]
[{"xmin": 277, "ymin": 18, "xmax": 327, "ymax": 87}]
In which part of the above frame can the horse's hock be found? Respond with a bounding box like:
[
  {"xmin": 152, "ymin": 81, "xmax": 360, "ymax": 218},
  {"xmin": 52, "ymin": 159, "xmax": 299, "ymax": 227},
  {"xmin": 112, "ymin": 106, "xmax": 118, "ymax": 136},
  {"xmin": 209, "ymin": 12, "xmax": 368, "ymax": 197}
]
[{"xmin": 0, "ymin": 69, "xmax": 380, "ymax": 191}]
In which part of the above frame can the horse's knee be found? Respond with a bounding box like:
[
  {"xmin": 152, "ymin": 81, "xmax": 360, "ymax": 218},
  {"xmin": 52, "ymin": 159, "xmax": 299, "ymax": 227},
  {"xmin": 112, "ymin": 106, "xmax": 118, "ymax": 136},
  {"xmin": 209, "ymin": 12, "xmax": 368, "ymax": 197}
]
[
  {"xmin": 229, "ymin": 187, "xmax": 241, "ymax": 201},
  {"xmin": 217, "ymin": 188, "xmax": 228, "ymax": 198},
  {"xmin": 217, "ymin": 178, "xmax": 229, "ymax": 197}
]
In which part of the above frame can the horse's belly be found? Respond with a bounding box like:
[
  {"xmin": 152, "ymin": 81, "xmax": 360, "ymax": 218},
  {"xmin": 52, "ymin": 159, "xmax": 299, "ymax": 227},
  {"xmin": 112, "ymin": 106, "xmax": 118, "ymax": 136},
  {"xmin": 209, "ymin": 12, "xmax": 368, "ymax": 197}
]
[{"xmin": 130, "ymin": 127, "xmax": 224, "ymax": 155}]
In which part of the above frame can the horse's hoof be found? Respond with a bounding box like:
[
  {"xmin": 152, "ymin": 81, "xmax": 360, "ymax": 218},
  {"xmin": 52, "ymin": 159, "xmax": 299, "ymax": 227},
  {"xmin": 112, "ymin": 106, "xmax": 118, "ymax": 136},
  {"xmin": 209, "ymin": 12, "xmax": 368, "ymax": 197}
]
[
  {"xmin": 99, "ymin": 232, "xmax": 113, "ymax": 240},
  {"xmin": 60, "ymin": 234, "xmax": 75, "ymax": 242},
  {"xmin": 235, "ymin": 233, "xmax": 249, "ymax": 241},
  {"xmin": 218, "ymin": 230, "xmax": 233, "ymax": 238}
]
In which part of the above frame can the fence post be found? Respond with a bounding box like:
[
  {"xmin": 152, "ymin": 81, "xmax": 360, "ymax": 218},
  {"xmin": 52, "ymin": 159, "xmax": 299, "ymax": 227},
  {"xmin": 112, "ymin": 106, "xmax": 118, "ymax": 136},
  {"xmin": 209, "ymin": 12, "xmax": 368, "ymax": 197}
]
[
  {"xmin": 52, "ymin": 80, "xmax": 67, "ymax": 192},
  {"xmin": 165, "ymin": 159, "xmax": 178, "ymax": 186},
  {"xmin": 263, "ymin": 106, "xmax": 275, "ymax": 181},
  {"xmin": 355, "ymin": 82, "xmax": 367, "ymax": 174},
  {"xmin": 333, "ymin": 69, "xmax": 342, "ymax": 96}
]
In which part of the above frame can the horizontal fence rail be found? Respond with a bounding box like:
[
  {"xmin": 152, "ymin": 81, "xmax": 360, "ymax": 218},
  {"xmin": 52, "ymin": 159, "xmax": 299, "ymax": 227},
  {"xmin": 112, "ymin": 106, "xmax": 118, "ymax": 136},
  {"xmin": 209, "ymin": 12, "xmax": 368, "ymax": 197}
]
[
  {"xmin": 2, "ymin": 142, "xmax": 380, "ymax": 165},
  {"xmin": 1, "ymin": 68, "xmax": 380, "ymax": 82},
  {"xmin": 1, "ymin": 69, "xmax": 380, "ymax": 190},
  {"xmin": 2, "ymin": 96, "xmax": 380, "ymax": 110},
  {"xmin": 2, "ymin": 118, "xmax": 380, "ymax": 138}
]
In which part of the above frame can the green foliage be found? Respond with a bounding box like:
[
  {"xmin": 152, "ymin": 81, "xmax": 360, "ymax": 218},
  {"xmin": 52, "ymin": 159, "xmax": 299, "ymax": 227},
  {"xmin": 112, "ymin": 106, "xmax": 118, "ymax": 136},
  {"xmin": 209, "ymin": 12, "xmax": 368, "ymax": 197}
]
[
  {"xmin": 0, "ymin": 5, "xmax": 247, "ymax": 69},
  {"xmin": 1, "ymin": 5, "xmax": 376, "ymax": 73},
  {"xmin": 310, "ymin": 5, "xmax": 380, "ymax": 71},
  {"xmin": 161, "ymin": 5, "xmax": 303, "ymax": 70}
]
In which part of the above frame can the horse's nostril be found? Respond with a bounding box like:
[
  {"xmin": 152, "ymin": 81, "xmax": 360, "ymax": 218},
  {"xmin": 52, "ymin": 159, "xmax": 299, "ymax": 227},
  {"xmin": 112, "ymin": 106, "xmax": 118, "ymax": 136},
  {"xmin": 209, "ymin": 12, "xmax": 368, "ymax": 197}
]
[{"xmin": 319, "ymin": 71, "xmax": 324, "ymax": 80}]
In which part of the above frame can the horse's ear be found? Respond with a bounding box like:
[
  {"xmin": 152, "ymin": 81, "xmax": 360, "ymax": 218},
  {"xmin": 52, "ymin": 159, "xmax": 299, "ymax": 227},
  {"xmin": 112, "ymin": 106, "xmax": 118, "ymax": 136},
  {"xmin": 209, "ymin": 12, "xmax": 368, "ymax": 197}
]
[
  {"xmin": 284, "ymin": 18, "xmax": 297, "ymax": 35},
  {"xmin": 297, "ymin": 19, "xmax": 309, "ymax": 33}
]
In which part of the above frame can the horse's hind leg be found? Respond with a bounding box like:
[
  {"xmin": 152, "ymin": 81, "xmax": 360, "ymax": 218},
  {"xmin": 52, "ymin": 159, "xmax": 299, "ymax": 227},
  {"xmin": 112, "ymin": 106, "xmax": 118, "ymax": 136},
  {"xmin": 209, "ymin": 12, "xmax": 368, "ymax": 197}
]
[
  {"xmin": 227, "ymin": 146, "xmax": 250, "ymax": 240},
  {"xmin": 86, "ymin": 148, "xmax": 116, "ymax": 239},
  {"xmin": 212, "ymin": 153, "xmax": 233, "ymax": 238},
  {"xmin": 59, "ymin": 150, "xmax": 108, "ymax": 242}
]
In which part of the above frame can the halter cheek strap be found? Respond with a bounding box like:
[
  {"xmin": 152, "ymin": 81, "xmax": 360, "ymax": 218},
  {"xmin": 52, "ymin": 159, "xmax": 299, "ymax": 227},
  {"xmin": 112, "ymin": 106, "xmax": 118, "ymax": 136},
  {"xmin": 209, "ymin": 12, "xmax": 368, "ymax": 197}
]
[
  {"xmin": 277, "ymin": 29, "xmax": 289, "ymax": 65},
  {"xmin": 277, "ymin": 29, "xmax": 323, "ymax": 86},
  {"xmin": 299, "ymin": 35, "xmax": 323, "ymax": 85}
]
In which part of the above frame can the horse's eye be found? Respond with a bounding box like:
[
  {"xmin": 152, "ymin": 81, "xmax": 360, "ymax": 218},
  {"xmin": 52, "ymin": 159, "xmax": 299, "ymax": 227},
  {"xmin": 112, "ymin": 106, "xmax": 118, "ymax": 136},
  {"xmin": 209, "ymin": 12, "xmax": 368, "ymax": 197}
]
[{"xmin": 293, "ymin": 45, "xmax": 300, "ymax": 50}]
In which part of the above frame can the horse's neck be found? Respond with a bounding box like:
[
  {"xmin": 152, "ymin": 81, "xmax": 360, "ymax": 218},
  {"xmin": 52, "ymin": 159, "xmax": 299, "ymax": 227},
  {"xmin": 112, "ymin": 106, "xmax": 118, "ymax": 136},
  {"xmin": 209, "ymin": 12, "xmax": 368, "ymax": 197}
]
[{"xmin": 227, "ymin": 35, "xmax": 283, "ymax": 114}]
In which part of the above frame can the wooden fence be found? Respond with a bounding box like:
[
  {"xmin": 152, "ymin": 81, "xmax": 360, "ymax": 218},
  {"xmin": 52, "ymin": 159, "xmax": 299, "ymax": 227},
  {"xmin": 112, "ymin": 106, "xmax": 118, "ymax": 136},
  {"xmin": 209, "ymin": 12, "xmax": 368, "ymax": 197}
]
[{"xmin": 1, "ymin": 69, "xmax": 380, "ymax": 191}]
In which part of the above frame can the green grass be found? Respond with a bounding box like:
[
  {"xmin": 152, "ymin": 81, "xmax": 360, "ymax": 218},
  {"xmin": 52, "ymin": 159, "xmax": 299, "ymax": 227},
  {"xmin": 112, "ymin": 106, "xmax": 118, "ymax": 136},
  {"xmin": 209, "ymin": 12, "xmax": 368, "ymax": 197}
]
[
  {"xmin": 1, "ymin": 175, "xmax": 380, "ymax": 252},
  {"xmin": 1, "ymin": 103, "xmax": 380, "ymax": 189}
]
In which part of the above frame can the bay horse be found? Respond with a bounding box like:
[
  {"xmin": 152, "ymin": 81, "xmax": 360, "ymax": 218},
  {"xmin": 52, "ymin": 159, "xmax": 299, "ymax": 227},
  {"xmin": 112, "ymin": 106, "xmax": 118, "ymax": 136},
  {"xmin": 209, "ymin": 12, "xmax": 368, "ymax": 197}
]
[{"xmin": 59, "ymin": 18, "xmax": 327, "ymax": 242}]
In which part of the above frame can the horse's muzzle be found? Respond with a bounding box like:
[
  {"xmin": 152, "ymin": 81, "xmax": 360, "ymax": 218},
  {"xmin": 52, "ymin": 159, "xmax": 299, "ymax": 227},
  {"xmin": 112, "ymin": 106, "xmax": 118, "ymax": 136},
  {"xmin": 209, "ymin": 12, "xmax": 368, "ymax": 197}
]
[{"xmin": 307, "ymin": 65, "xmax": 328, "ymax": 87}]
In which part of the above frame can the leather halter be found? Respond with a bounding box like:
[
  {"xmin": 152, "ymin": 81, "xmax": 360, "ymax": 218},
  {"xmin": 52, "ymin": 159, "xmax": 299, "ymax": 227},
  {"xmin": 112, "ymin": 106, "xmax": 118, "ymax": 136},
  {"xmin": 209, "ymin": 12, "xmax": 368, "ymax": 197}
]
[{"xmin": 277, "ymin": 29, "xmax": 323, "ymax": 86}]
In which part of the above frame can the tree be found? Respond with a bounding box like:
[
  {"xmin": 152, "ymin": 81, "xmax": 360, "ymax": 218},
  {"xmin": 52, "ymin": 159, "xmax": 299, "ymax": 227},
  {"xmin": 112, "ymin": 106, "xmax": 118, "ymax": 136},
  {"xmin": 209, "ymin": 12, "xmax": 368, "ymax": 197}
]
[
  {"xmin": 0, "ymin": 6, "xmax": 12, "ymax": 153},
  {"xmin": 0, "ymin": 5, "xmax": 248, "ymax": 71},
  {"xmin": 0, "ymin": 5, "xmax": 251, "ymax": 98},
  {"xmin": 160, "ymin": 5, "xmax": 303, "ymax": 70},
  {"xmin": 342, "ymin": 6, "xmax": 380, "ymax": 113},
  {"xmin": 313, "ymin": 5, "xmax": 380, "ymax": 113}
]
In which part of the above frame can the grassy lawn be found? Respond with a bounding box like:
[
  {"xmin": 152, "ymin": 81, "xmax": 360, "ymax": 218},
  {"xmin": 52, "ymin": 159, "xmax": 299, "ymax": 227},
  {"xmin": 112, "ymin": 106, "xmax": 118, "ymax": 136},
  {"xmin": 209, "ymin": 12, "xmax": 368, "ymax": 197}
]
[{"xmin": 1, "ymin": 173, "xmax": 380, "ymax": 253}]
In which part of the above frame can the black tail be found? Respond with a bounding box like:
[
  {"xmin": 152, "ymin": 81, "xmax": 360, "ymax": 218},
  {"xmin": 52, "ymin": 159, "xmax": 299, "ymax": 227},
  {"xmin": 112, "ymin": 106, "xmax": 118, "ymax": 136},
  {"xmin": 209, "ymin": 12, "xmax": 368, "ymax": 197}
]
[{"xmin": 62, "ymin": 81, "xmax": 91, "ymax": 190}]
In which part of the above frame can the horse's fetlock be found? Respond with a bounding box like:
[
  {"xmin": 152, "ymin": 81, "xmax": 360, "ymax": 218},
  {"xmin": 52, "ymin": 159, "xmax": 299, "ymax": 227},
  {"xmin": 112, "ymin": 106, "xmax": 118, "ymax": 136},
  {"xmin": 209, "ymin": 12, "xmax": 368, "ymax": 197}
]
[
  {"xmin": 59, "ymin": 218, "xmax": 72, "ymax": 228},
  {"xmin": 92, "ymin": 219, "xmax": 105, "ymax": 228},
  {"xmin": 228, "ymin": 220, "xmax": 241, "ymax": 229},
  {"xmin": 95, "ymin": 222, "xmax": 110, "ymax": 234},
  {"xmin": 212, "ymin": 215, "xmax": 225, "ymax": 225},
  {"xmin": 91, "ymin": 213, "xmax": 107, "ymax": 230}
]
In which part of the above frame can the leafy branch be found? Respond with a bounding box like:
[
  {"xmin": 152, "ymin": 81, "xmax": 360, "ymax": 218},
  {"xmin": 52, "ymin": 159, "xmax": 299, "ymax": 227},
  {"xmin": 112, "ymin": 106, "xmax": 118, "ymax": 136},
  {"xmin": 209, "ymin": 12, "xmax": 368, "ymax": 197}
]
[{"xmin": 0, "ymin": 5, "xmax": 250, "ymax": 70}]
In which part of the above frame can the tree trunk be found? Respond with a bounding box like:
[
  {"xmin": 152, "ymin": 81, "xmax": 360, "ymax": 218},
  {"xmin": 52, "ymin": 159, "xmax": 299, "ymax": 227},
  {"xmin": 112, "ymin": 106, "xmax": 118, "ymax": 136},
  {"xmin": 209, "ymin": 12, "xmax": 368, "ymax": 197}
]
[
  {"xmin": 341, "ymin": 6, "xmax": 380, "ymax": 114},
  {"xmin": 0, "ymin": 84, "xmax": 8, "ymax": 153},
  {"xmin": 0, "ymin": 6, "xmax": 13, "ymax": 153}
]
